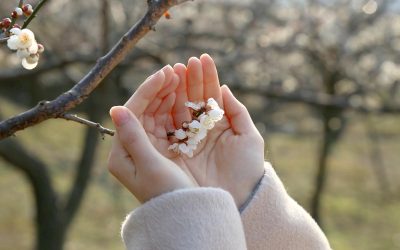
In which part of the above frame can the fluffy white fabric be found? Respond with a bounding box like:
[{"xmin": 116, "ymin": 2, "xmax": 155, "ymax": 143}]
[
  {"xmin": 122, "ymin": 187, "xmax": 247, "ymax": 250},
  {"xmin": 241, "ymin": 162, "xmax": 331, "ymax": 250},
  {"xmin": 121, "ymin": 162, "xmax": 331, "ymax": 250}
]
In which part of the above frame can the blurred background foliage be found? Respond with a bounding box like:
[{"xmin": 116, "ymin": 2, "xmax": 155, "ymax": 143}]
[{"xmin": 0, "ymin": 0, "xmax": 400, "ymax": 249}]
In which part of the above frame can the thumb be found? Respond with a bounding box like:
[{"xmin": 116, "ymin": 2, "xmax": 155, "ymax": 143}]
[
  {"xmin": 221, "ymin": 85, "xmax": 256, "ymax": 135},
  {"xmin": 110, "ymin": 106, "xmax": 158, "ymax": 166}
]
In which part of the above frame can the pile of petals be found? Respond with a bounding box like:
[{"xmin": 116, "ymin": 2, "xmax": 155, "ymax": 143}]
[
  {"xmin": 168, "ymin": 98, "xmax": 224, "ymax": 157},
  {"xmin": 7, "ymin": 28, "xmax": 44, "ymax": 70}
]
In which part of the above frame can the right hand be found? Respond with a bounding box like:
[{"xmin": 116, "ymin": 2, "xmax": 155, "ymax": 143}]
[{"xmin": 166, "ymin": 54, "xmax": 265, "ymax": 207}]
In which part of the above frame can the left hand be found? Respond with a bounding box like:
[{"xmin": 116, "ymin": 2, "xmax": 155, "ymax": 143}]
[{"xmin": 107, "ymin": 65, "xmax": 197, "ymax": 203}]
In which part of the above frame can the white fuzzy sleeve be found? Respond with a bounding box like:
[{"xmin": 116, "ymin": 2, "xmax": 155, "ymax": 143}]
[
  {"xmin": 121, "ymin": 187, "xmax": 247, "ymax": 250},
  {"xmin": 240, "ymin": 162, "xmax": 332, "ymax": 250}
]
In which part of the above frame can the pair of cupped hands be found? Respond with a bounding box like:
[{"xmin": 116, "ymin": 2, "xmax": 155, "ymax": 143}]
[{"xmin": 108, "ymin": 54, "xmax": 265, "ymax": 208}]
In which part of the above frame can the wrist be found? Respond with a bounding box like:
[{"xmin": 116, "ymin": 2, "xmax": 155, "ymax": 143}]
[{"xmin": 234, "ymin": 162, "xmax": 265, "ymax": 209}]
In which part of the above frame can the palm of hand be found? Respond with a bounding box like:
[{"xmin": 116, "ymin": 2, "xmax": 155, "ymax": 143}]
[{"xmin": 117, "ymin": 54, "xmax": 265, "ymax": 205}]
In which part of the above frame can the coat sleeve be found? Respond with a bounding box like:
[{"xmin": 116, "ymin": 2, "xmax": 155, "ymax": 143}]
[
  {"xmin": 121, "ymin": 187, "xmax": 247, "ymax": 250},
  {"xmin": 240, "ymin": 162, "xmax": 332, "ymax": 250}
]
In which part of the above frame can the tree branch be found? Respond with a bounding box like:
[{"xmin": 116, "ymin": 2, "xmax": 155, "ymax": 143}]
[
  {"xmin": 59, "ymin": 113, "xmax": 114, "ymax": 136},
  {"xmin": 0, "ymin": 0, "xmax": 190, "ymax": 140}
]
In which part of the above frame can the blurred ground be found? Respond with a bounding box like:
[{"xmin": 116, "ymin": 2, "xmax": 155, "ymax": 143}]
[{"xmin": 0, "ymin": 98, "xmax": 399, "ymax": 250}]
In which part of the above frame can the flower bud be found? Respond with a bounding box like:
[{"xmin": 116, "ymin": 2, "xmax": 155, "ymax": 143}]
[
  {"xmin": 12, "ymin": 24, "xmax": 21, "ymax": 29},
  {"xmin": 2, "ymin": 18, "xmax": 11, "ymax": 28},
  {"xmin": 11, "ymin": 11, "xmax": 18, "ymax": 19},
  {"xmin": 15, "ymin": 7, "xmax": 23, "ymax": 16},
  {"xmin": 37, "ymin": 44, "xmax": 44, "ymax": 53},
  {"xmin": 22, "ymin": 4, "xmax": 33, "ymax": 16}
]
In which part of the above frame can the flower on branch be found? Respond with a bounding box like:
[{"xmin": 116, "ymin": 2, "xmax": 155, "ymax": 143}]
[
  {"xmin": 168, "ymin": 98, "xmax": 225, "ymax": 157},
  {"xmin": 7, "ymin": 28, "xmax": 44, "ymax": 70}
]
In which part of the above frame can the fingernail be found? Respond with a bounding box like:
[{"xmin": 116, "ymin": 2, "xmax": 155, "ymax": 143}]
[{"xmin": 110, "ymin": 106, "xmax": 130, "ymax": 127}]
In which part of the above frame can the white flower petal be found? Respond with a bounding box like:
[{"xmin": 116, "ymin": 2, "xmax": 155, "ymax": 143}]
[
  {"xmin": 196, "ymin": 128, "xmax": 208, "ymax": 141},
  {"xmin": 28, "ymin": 41, "xmax": 38, "ymax": 54},
  {"xmin": 185, "ymin": 101, "xmax": 205, "ymax": 111},
  {"xmin": 17, "ymin": 29, "xmax": 35, "ymax": 49},
  {"xmin": 208, "ymin": 109, "xmax": 224, "ymax": 121},
  {"xmin": 22, "ymin": 57, "xmax": 38, "ymax": 70},
  {"xmin": 10, "ymin": 28, "xmax": 21, "ymax": 35},
  {"xmin": 168, "ymin": 143, "xmax": 179, "ymax": 152},
  {"xmin": 174, "ymin": 129, "xmax": 187, "ymax": 140},
  {"xmin": 16, "ymin": 49, "xmax": 30, "ymax": 59},
  {"xmin": 188, "ymin": 120, "xmax": 202, "ymax": 133},
  {"xmin": 207, "ymin": 98, "xmax": 219, "ymax": 109},
  {"xmin": 187, "ymin": 137, "xmax": 198, "ymax": 146},
  {"xmin": 7, "ymin": 35, "xmax": 19, "ymax": 50},
  {"xmin": 15, "ymin": 7, "xmax": 23, "ymax": 16},
  {"xmin": 199, "ymin": 114, "xmax": 216, "ymax": 130}
]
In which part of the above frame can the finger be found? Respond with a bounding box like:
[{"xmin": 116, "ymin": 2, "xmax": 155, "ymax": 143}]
[
  {"xmin": 172, "ymin": 63, "xmax": 191, "ymax": 127},
  {"xmin": 221, "ymin": 85, "xmax": 256, "ymax": 135},
  {"xmin": 110, "ymin": 106, "xmax": 160, "ymax": 166},
  {"xmin": 200, "ymin": 53, "xmax": 222, "ymax": 106},
  {"xmin": 145, "ymin": 73, "xmax": 179, "ymax": 114},
  {"xmin": 158, "ymin": 73, "xmax": 179, "ymax": 98},
  {"xmin": 154, "ymin": 93, "xmax": 176, "ymax": 138},
  {"xmin": 187, "ymin": 57, "xmax": 204, "ymax": 102},
  {"xmin": 125, "ymin": 65, "xmax": 174, "ymax": 116},
  {"xmin": 166, "ymin": 114, "xmax": 176, "ymax": 133}
]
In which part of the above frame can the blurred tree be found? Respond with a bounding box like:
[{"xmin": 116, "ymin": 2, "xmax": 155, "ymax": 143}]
[{"xmin": 1, "ymin": 0, "xmax": 400, "ymax": 249}]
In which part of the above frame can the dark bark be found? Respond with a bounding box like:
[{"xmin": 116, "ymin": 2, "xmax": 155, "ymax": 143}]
[
  {"xmin": 0, "ymin": 139, "xmax": 62, "ymax": 250},
  {"xmin": 310, "ymin": 72, "xmax": 346, "ymax": 225},
  {"xmin": 0, "ymin": 0, "xmax": 190, "ymax": 140}
]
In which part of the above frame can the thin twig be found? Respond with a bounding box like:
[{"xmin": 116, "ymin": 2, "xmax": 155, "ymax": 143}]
[
  {"xmin": 59, "ymin": 113, "xmax": 115, "ymax": 136},
  {"xmin": 0, "ymin": 0, "xmax": 24, "ymax": 39},
  {"xmin": 0, "ymin": 0, "xmax": 191, "ymax": 140},
  {"xmin": 22, "ymin": 0, "xmax": 48, "ymax": 29}
]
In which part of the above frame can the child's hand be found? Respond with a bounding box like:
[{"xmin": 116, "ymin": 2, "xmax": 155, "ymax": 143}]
[
  {"xmin": 108, "ymin": 66, "xmax": 197, "ymax": 203},
  {"xmin": 168, "ymin": 54, "xmax": 265, "ymax": 207}
]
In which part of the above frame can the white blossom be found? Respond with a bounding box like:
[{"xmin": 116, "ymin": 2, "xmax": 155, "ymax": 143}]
[
  {"xmin": 208, "ymin": 108, "xmax": 224, "ymax": 121},
  {"xmin": 168, "ymin": 98, "xmax": 224, "ymax": 158},
  {"xmin": 207, "ymin": 98, "xmax": 219, "ymax": 109},
  {"xmin": 16, "ymin": 49, "xmax": 30, "ymax": 59},
  {"xmin": 185, "ymin": 101, "xmax": 205, "ymax": 110},
  {"xmin": 168, "ymin": 143, "xmax": 179, "ymax": 152},
  {"xmin": 174, "ymin": 129, "xmax": 187, "ymax": 140},
  {"xmin": 7, "ymin": 28, "xmax": 35, "ymax": 50},
  {"xmin": 188, "ymin": 120, "xmax": 201, "ymax": 131},
  {"xmin": 7, "ymin": 28, "xmax": 42, "ymax": 70},
  {"xmin": 178, "ymin": 143, "xmax": 194, "ymax": 157}
]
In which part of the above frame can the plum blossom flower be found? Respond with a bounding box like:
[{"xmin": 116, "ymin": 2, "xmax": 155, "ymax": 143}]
[
  {"xmin": 7, "ymin": 28, "xmax": 43, "ymax": 70},
  {"xmin": 168, "ymin": 98, "xmax": 224, "ymax": 158},
  {"xmin": 185, "ymin": 101, "xmax": 205, "ymax": 111},
  {"xmin": 208, "ymin": 108, "xmax": 224, "ymax": 121},
  {"xmin": 207, "ymin": 98, "xmax": 219, "ymax": 109},
  {"xmin": 174, "ymin": 129, "xmax": 187, "ymax": 140},
  {"xmin": 168, "ymin": 143, "xmax": 179, "ymax": 153}
]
